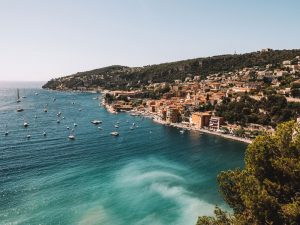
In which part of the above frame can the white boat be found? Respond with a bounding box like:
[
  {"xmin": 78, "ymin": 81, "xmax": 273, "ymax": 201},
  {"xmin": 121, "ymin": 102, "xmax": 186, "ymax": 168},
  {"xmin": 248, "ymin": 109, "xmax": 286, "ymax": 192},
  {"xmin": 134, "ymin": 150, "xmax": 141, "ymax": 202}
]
[
  {"xmin": 16, "ymin": 107, "xmax": 24, "ymax": 112},
  {"xmin": 57, "ymin": 112, "xmax": 62, "ymax": 117},
  {"xmin": 91, "ymin": 120, "xmax": 102, "ymax": 125},
  {"xmin": 98, "ymin": 126, "xmax": 102, "ymax": 130},
  {"xmin": 35, "ymin": 92, "xmax": 38, "ymax": 95},
  {"xmin": 57, "ymin": 119, "xmax": 60, "ymax": 123},
  {"xmin": 44, "ymin": 108, "xmax": 48, "ymax": 112},
  {"xmin": 110, "ymin": 131, "xmax": 119, "ymax": 136},
  {"xmin": 43, "ymin": 131, "xmax": 47, "ymax": 136},
  {"xmin": 180, "ymin": 130, "xmax": 185, "ymax": 134},
  {"xmin": 114, "ymin": 125, "xmax": 119, "ymax": 128},
  {"xmin": 130, "ymin": 127, "xmax": 134, "ymax": 130},
  {"xmin": 68, "ymin": 135, "xmax": 75, "ymax": 140},
  {"xmin": 24, "ymin": 122, "xmax": 29, "ymax": 127},
  {"xmin": 74, "ymin": 123, "xmax": 78, "ymax": 127},
  {"xmin": 26, "ymin": 134, "xmax": 31, "ymax": 139},
  {"xmin": 67, "ymin": 126, "xmax": 70, "ymax": 130}
]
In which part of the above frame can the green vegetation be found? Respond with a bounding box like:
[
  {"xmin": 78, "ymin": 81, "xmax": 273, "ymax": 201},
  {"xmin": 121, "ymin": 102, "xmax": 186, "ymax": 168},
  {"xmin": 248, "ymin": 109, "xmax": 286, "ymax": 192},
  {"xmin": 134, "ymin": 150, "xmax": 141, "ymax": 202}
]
[
  {"xmin": 215, "ymin": 95, "xmax": 300, "ymax": 127},
  {"xmin": 197, "ymin": 120, "xmax": 300, "ymax": 225},
  {"xmin": 43, "ymin": 49, "xmax": 300, "ymax": 90}
]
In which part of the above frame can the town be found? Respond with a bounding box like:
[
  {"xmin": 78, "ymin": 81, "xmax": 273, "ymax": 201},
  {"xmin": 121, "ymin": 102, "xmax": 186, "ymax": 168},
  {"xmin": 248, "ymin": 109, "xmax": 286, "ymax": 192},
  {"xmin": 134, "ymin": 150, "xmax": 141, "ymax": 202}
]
[{"xmin": 102, "ymin": 50, "xmax": 300, "ymax": 143}]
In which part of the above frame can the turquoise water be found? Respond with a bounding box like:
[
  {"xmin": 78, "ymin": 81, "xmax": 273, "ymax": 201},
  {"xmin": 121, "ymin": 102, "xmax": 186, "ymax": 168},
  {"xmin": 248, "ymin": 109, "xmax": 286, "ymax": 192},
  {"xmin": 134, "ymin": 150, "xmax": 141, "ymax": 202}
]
[{"xmin": 0, "ymin": 84, "xmax": 246, "ymax": 225}]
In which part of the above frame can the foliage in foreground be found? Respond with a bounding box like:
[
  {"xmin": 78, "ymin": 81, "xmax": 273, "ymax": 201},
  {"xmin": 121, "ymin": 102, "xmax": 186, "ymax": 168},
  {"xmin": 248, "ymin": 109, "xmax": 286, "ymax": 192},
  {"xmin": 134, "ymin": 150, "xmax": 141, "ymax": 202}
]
[{"xmin": 197, "ymin": 121, "xmax": 300, "ymax": 225}]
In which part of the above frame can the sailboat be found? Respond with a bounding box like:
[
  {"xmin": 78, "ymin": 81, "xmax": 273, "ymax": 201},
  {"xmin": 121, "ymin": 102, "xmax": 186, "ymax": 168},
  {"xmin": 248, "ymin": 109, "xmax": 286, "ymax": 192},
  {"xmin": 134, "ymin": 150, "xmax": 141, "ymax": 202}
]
[
  {"xmin": 16, "ymin": 89, "xmax": 21, "ymax": 103},
  {"xmin": 4, "ymin": 125, "xmax": 8, "ymax": 136},
  {"xmin": 68, "ymin": 129, "xmax": 75, "ymax": 140}
]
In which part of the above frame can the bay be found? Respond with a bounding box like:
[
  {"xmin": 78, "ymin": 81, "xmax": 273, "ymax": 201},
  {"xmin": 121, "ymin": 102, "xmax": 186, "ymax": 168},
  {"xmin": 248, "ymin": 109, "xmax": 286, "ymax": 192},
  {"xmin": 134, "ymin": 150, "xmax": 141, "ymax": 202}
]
[{"xmin": 0, "ymin": 83, "xmax": 246, "ymax": 225}]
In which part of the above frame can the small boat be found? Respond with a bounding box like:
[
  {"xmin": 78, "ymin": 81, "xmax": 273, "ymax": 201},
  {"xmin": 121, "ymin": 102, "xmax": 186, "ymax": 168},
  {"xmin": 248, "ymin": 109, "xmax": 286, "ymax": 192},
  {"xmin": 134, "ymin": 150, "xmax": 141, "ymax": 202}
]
[
  {"xmin": 17, "ymin": 107, "xmax": 24, "ymax": 112},
  {"xmin": 180, "ymin": 130, "xmax": 185, "ymax": 134},
  {"xmin": 68, "ymin": 135, "xmax": 75, "ymax": 140},
  {"xmin": 57, "ymin": 111, "xmax": 62, "ymax": 117},
  {"xmin": 92, "ymin": 97, "xmax": 97, "ymax": 100},
  {"xmin": 53, "ymin": 98, "xmax": 56, "ymax": 102},
  {"xmin": 24, "ymin": 122, "xmax": 29, "ymax": 128},
  {"xmin": 57, "ymin": 119, "xmax": 60, "ymax": 123},
  {"xmin": 110, "ymin": 131, "xmax": 119, "ymax": 136},
  {"xmin": 114, "ymin": 125, "xmax": 119, "ymax": 128},
  {"xmin": 74, "ymin": 123, "xmax": 77, "ymax": 127},
  {"xmin": 44, "ymin": 108, "xmax": 48, "ymax": 112},
  {"xmin": 35, "ymin": 92, "xmax": 38, "ymax": 95},
  {"xmin": 98, "ymin": 126, "xmax": 102, "ymax": 130},
  {"xmin": 62, "ymin": 117, "xmax": 65, "ymax": 119},
  {"xmin": 21, "ymin": 96, "xmax": 26, "ymax": 99},
  {"xmin": 79, "ymin": 108, "xmax": 82, "ymax": 111},
  {"xmin": 91, "ymin": 120, "xmax": 102, "ymax": 125},
  {"xmin": 34, "ymin": 115, "xmax": 37, "ymax": 119},
  {"xmin": 67, "ymin": 126, "xmax": 70, "ymax": 130},
  {"xmin": 130, "ymin": 127, "xmax": 134, "ymax": 130},
  {"xmin": 26, "ymin": 134, "xmax": 31, "ymax": 139},
  {"xmin": 43, "ymin": 131, "xmax": 47, "ymax": 136}
]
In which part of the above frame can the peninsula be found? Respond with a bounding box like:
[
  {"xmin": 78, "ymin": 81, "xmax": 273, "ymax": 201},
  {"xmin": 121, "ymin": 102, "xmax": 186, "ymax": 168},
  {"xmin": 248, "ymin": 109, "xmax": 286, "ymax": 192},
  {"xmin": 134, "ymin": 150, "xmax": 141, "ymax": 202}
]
[{"xmin": 43, "ymin": 49, "xmax": 300, "ymax": 142}]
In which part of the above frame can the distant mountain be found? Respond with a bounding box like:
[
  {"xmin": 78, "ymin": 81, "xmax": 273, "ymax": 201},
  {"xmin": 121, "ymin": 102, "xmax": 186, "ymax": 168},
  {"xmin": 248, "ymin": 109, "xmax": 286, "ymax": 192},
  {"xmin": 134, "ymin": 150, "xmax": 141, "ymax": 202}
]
[{"xmin": 43, "ymin": 49, "xmax": 300, "ymax": 91}]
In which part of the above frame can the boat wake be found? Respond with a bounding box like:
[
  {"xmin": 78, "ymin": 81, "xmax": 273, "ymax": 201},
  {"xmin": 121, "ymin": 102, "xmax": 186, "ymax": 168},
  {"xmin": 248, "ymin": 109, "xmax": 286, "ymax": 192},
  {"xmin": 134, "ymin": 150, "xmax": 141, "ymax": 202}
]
[{"xmin": 109, "ymin": 157, "xmax": 215, "ymax": 225}]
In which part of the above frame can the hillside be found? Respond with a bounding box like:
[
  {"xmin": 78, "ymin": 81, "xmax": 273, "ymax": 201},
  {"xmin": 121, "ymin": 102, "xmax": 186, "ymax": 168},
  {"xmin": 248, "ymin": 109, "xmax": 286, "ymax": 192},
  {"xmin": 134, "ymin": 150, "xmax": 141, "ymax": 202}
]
[{"xmin": 43, "ymin": 49, "xmax": 300, "ymax": 91}]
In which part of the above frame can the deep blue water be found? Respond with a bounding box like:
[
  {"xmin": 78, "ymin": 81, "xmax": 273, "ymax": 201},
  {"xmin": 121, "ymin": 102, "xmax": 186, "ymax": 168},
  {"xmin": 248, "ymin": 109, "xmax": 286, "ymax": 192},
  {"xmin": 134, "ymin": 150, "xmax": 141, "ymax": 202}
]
[{"xmin": 0, "ymin": 84, "xmax": 246, "ymax": 225}]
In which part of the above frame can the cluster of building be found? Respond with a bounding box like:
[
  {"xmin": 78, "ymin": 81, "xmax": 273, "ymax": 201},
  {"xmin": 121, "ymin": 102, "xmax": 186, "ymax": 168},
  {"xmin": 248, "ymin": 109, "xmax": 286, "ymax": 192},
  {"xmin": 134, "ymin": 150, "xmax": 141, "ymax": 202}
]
[{"xmin": 104, "ymin": 54, "xmax": 300, "ymax": 139}]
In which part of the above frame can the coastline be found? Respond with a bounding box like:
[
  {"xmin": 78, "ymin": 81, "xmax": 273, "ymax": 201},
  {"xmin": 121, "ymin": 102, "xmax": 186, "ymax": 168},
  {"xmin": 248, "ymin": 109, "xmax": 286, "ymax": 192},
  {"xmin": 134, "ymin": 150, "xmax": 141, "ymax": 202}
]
[
  {"xmin": 100, "ymin": 100, "xmax": 252, "ymax": 144},
  {"xmin": 150, "ymin": 114, "xmax": 252, "ymax": 144}
]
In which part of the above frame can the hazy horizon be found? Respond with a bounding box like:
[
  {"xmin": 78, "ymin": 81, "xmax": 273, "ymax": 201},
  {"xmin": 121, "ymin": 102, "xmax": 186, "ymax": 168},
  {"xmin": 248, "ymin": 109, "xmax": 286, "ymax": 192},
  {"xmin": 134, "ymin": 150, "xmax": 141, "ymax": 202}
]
[{"xmin": 1, "ymin": 0, "xmax": 299, "ymax": 81}]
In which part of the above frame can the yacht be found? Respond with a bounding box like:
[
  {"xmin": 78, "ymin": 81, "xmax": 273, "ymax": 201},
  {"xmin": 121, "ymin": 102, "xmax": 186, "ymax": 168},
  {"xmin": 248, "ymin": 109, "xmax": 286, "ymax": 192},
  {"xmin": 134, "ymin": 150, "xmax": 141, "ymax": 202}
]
[
  {"xmin": 110, "ymin": 131, "xmax": 119, "ymax": 136},
  {"xmin": 91, "ymin": 120, "xmax": 102, "ymax": 125}
]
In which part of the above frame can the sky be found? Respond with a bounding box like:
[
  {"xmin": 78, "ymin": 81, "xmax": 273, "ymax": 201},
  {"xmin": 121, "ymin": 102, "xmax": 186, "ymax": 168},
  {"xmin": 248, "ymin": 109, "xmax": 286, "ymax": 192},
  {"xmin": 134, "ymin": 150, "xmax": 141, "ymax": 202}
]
[{"xmin": 0, "ymin": 0, "xmax": 299, "ymax": 81}]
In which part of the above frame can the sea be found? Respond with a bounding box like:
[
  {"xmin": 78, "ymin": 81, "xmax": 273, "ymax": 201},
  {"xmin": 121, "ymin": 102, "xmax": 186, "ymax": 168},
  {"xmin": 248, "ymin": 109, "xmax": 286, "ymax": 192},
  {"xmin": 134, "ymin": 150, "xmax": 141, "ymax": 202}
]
[{"xmin": 0, "ymin": 82, "xmax": 246, "ymax": 225}]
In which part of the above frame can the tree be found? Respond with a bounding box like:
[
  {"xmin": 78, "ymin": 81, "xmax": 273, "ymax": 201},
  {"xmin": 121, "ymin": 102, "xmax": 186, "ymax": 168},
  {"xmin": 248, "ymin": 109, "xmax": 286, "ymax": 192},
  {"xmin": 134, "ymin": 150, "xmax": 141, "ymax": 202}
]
[{"xmin": 197, "ymin": 120, "xmax": 300, "ymax": 225}]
